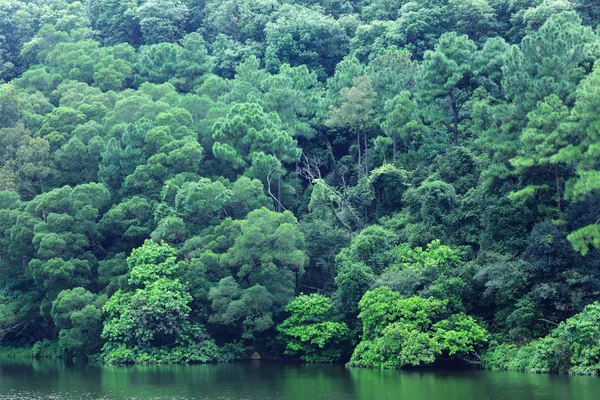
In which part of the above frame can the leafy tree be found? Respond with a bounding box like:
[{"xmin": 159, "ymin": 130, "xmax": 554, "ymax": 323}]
[
  {"xmin": 0, "ymin": 85, "xmax": 21, "ymax": 128},
  {"xmin": 51, "ymin": 287, "xmax": 106, "ymax": 359},
  {"xmin": 223, "ymin": 208, "xmax": 307, "ymax": 311},
  {"xmin": 327, "ymin": 75, "xmax": 377, "ymax": 176},
  {"xmin": 402, "ymin": 180, "xmax": 461, "ymax": 247},
  {"xmin": 483, "ymin": 302, "xmax": 600, "ymax": 375},
  {"xmin": 264, "ymin": 5, "xmax": 350, "ymax": 78},
  {"xmin": 208, "ymin": 277, "xmax": 274, "ymax": 342},
  {"xmin": 212, "ymin": 103, "xmax": 301, "ymax": 181},
  {"xmin": 349, "ymin": 287, "xmax": 488, "ymax": 369},
  {"xmin": 374, "ymin": 240, "xmax": 472, "ymax": 310},
  {"xmin": 134, "ymin": 34, "xmax": 212, "ymax": 92},
  {"xmin": 91, "ymin": 0, "xmax": 142, "ymax": 46},
  {"xmin": 367, "ymin": 46, "xmax": 418, "ymax": 111},
  {"xmin": 333, "ymin": 259, "xmax": 374, "ymax": 326},
  {"xmin": 509, "ymin": 95, "xmax": 572, "ymax": 217},
  {"xmin": 381, "ymin": 91, "xmax": 424, "ymax": 165},
  {"xmin": 278, "ymin": 293, "xmax": 349, "ymax": 362},
  {"xmin": 418, "ymin": 32, "xmax": 477, "ymax": 146},
  {"xmin": 102, "ymin": 240, "xmax": 220, "ymax": 364},
  {"xmin": 202, "ymin": 0, "xmax": 278, "ymax": 43},
  {"xmin": 136, "ymin": 0, "xmax": 189, "ymax": 45},
  {"xmin": 557, "ymin": 62, "xmax": 600, "ymax": 254},
  {"xmin": 100, "ymin": 196, "xmax": 155, "ymax": 252},
  {"xmin": 502, "ymin": 11, "xmax": 597, "ymax": 118}
]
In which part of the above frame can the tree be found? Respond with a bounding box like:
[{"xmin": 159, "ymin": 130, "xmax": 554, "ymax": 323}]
[
  {"xmin": 509, "ymin": 95, "xmax": 572, "ymax": 217},
  {"xmin": 134, "ymin": 34, "xmax": 213, "ymax": 92},
  {"xmin": 333, "ymin": 258, "xmax": 374, "ymax": 327},
  {"xmin": 502, "ymin": 11, "xmax": 597, "ymax": 119},
  {"xmin": 174, "ymin": 178, "xmax": 231, "ymax": 230},
  {"xmin": 278, "ymin": 294, "xmax": 349, "ymax": 362},
  {"xmin": 264, "ymin": 5, "xmax": 350, "ymax": 79},
  {"xmin": 348, "ymin": 287, "xmax": 488, "ymax": 369},
  {"xmin": 327, "ymin": 75, "xmax": 376, "ymax": 176},
  {"xmin": 202, "ymin": 0, "xmax": 278, "ymax": 43},
  {"xmin": 51, "ymin": 287, "xmax": 106, "ymax": 360},
  {"xmin": 100, "ymin": 196, "xmax": 154, "ymax": 252},
  {"xmin": 92, "ymin": 0, "xmax": 142, "ymax": 46},
  {"xmin": 0, "ymin": 85, "xmax": 21, "ymax": 128},
  {"xmin": 557, "ymin": 61, "xmax": 600, "ymax": 255},
  {"xmin": 418, "ymin": 32, "xmax": 477, "ymax": 146},
  {"xmin": 223, "ymin": 208, "xmax": 307, "ymax": 312},
  {"xmin": 102, "ymin": 240, "xmax": 220, "ymax": 364},
  {"xmin": 381, "ymin": 91, "xmax": 423, "ymax": 165},
  {"xmin": 136, "ymin": 0, "xmax": 189, "ymax": 45},
  {"xmin": 375, "ymin": 240, "xmax": 471, "ymax": 310},
  {"xmin": 367, "ymin": 46, "xmax": 418, "ymax": 111},
  {"xmin": 482, "ymin": 302, "xmax": 600, "ymax": 375},
  {"xmin": 212, "ymin": 103, "xmax": 301, "ymax": 185},
  {"xmin": 208, "ymin": 277, "xmax": 274, "ymax": 342},
  {"xmin": 402, "ymin": 180, "xmax": 461, "ymax": 247}
]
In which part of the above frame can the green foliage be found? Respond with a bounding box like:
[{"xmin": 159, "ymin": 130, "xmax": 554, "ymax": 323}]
[
  {"xmin": 223, "ymin": 208, "xmax": 307, "ymax": 311},
  {"xmin": 264, "ymin": 5, "xmax": 349, "ymax": 78},
  {"xmin": 503, "ymin": 11, "xmax": 597, "ymax": 116},
  {"xmin": 101, "ymin": 241, "xmax": 220, "ymax": 364},
  {"xmin": 418, "ymin": 32, "xmax": 477, "ymax": 146},
  {"xmin": 348, "ymin": 287, "xmax": 488, "ymax": 368},
  {"xmin": 278, "ymin": 294, "xmax": 349, "ymax": 362},
  {"xmin": 31, "ymin": 339, "xmax": 60, "ymax": 359},
  {"xmin": 376, "ymin": 240, "xmax": 471, "ymax": 310},
  {"xmin": 51, "ymin": 287, "xmax": 106, "ymax": 360},
  {"xmin": 212, "ymin": 103, "xmax": 301, "ymax": 180},
  {"xmin": 483, "ymin": 302, "xmax": 600, "ymax": 375},
  {"xmin": 208, "ymin": 277, "xmax": 274, "ymax": 340},
  {"xmin": 1, "ymin": 0, "xmax": 600, "ymax": 371},
  {"xmin": 402, "ymin": 180, "xmax": 460, "ymax": 246}
]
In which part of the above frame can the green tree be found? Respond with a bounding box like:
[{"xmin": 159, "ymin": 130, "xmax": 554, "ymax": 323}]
[
  {"xmin": 557, "ymin": 62, "xmax": 600, "ymax": 254},
  {"xmin": 91, "ymin": 0, "xmax": 141, "ymax": 46},
  {"xmin": 502, "ymin": 11, "xmax": 598, "ymax": 118},
  {"xmin": 381, "ymin": 91, "xmax": 423, "ymax": 165},
  {"xmin": 327, "ymin": 75, "xmax": 377, "ymax": 176},
  {"xmin": 223, "ymin": 208, "xmax": 307, "ymax": 311},
  {"xmin": 212, "ymin": 103, "xmax": 301, "ymax": 182},
  {"xmin": 509, "ymin": 95, "xmax": 572, "ymax": 217},
  {"xmin": 418, "ymin": 32, "xmax": 477, "ymax": 146},
  {"xmin": 278, "ymin": 293, "xmax": 349, "ymax": 362},
  {"xmin": 264, "ymin": 4, "xmax": 350, "ymax": 79},
  {"xmin": 208, "ymin": 277, "xmax": 274, "ymax": 342},
  {"xmin": 0, "ymin": 85, "xmax": 21, "ymax": 128},
  {"xmin": 102, "ymin": 240, "xmax": 219, "ymax": 364},
  {"xmin": 136, "ymin": 0, "xmax": 189, "ymax": 44},
  {"xmin": 134, "ymin": 34, "xmax": 213, "ymax": 92},
  {"xmin": 348, "ymin": 287, "xmax": 488, "ymax": 369},
  {"xmin": 51, "ymin": 287, "xmax": 106, "ymax": 360},
  {"xmin": 402, "ymin": 180, "xmax": 460, "ymax": 247}
]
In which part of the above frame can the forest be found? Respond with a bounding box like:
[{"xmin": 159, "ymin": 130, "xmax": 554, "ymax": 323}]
[{"xmin": 0, "ymin": 0, "xmax": 600, "ymax": 375}]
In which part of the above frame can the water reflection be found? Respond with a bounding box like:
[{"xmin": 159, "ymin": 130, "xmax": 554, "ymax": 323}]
[{"xmin": 0, "ymin": 359, "xmax": 598, "ymax": 400}]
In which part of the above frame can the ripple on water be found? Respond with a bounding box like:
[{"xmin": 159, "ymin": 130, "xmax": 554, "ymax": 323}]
[{"xmin": 0, "ymin": 390, "xmax": 198, "ymax": 400}]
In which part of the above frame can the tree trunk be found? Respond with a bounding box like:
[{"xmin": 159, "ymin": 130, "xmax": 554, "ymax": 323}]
[
  {"xmin": 393, "ymin": 135, "xmax": 397, "ymax": 163},
  {"xmin": 356, "ymin": 124, "xmax": 362, "ymax": 172},
  {"xmin": 450, "ymin": 91, "xmax": 459, "ymax": 146},
  {"xmin": 363, "ymin": 131, "xmax": 369, "ymax": 176},
  {"xmin": 277, "ymin": 176, "xmax": 282, "ymax": 212},
  {"xmin": 555, "ymin": 164, "xmax": 561, "ymax": 212}
]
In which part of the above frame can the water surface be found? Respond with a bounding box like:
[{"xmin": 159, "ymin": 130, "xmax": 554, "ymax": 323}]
[{"xmin": 0, "ymin": 358, "xmax": 598, "ymax": 399}]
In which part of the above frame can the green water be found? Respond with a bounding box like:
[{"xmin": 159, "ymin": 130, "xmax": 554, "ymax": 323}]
[{"xmin": 0, "ymin": 359, "xmax": 599, "ymax": 400}]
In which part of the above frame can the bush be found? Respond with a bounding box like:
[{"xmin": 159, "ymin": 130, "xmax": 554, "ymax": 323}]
[{"xmin": 31, "ymin": 340, "xmax": 60, "ymax": 359}]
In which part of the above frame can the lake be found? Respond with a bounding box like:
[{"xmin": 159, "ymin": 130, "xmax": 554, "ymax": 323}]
[{"xmin": 0, "ymin": 359, "xmax": 598, "ymax": 400}]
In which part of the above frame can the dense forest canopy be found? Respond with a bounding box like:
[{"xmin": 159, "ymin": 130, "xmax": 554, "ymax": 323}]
[{"xmin": 1, "ymin": 0, "xmax": 600, "ymax": 374}]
